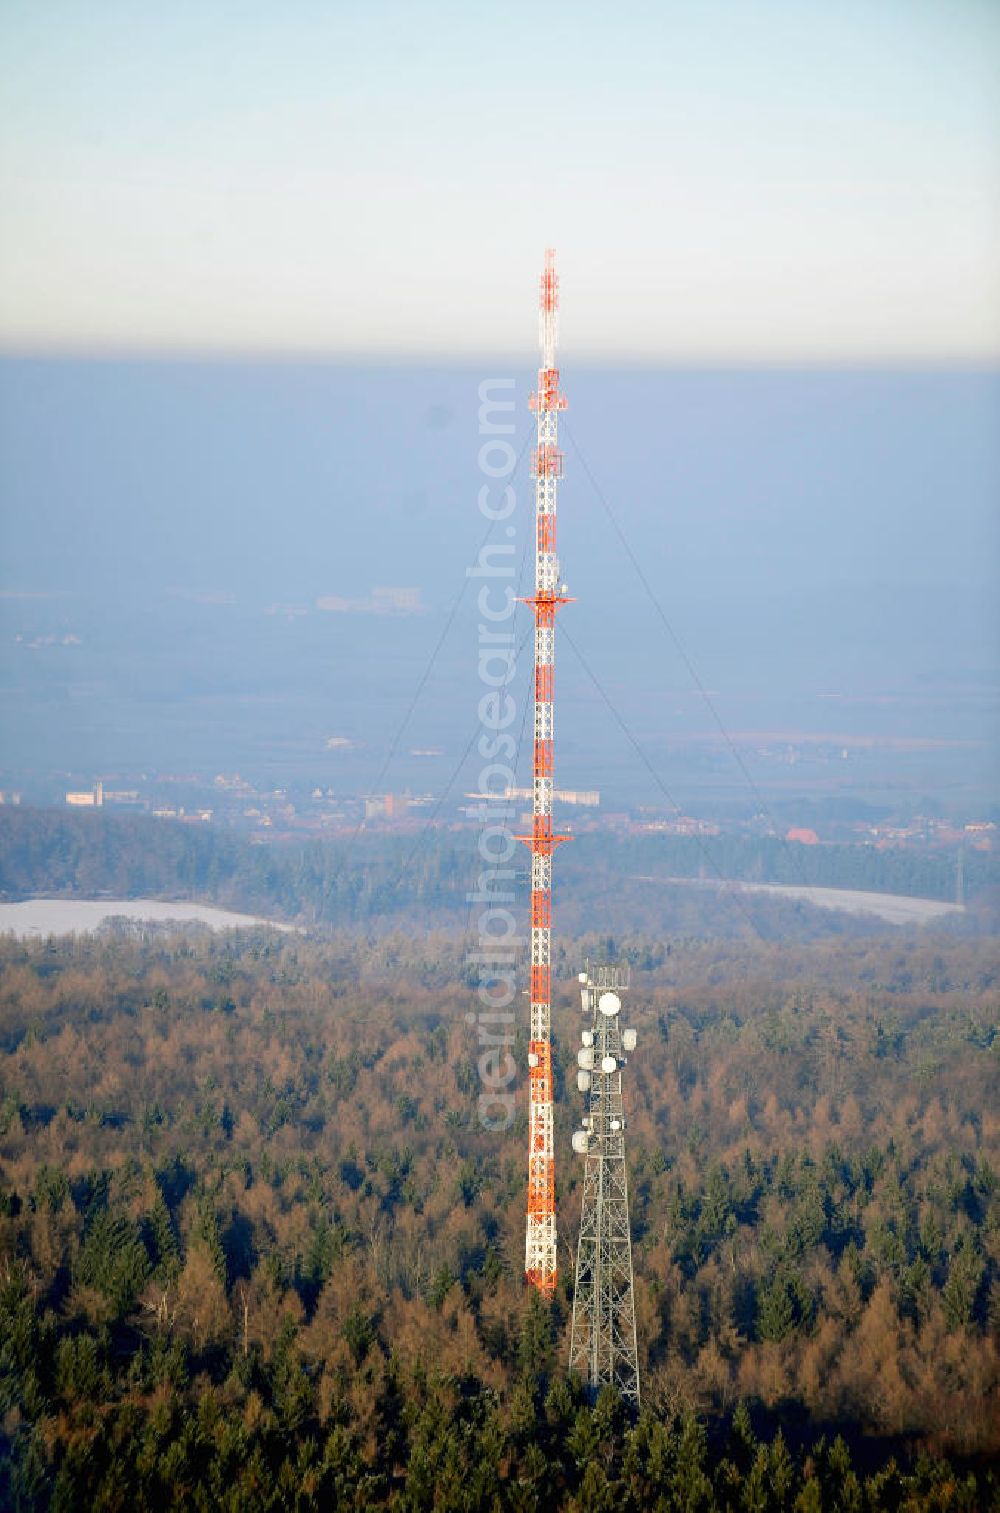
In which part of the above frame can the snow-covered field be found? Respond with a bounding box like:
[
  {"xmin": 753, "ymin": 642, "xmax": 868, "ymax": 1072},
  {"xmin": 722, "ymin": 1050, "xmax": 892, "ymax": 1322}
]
[
  {"xmin": 0, "ymin": 898, "xmax": 293, "ymax": 937},
  {"xmin": 716, "ymin": 881, "xmax": 962, "ymax": 925}
]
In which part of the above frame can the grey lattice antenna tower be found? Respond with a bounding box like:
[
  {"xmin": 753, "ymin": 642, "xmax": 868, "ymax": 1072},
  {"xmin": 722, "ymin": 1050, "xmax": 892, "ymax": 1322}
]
[{"xmin": 569, "ymin": 963, "xmax": 640, "ymax": 1405}]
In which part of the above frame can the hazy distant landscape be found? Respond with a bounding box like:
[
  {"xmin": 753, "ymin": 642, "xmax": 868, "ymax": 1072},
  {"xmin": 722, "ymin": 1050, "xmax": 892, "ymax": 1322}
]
[{"xmin": 2, "ymin": 360, "xmax": 996, "ymax": 814}]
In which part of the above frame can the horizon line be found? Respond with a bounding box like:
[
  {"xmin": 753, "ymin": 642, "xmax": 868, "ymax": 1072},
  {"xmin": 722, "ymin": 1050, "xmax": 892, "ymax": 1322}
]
[{"xmin": 1, "ymin": 340, "xmax": 998, "ymax": 373}]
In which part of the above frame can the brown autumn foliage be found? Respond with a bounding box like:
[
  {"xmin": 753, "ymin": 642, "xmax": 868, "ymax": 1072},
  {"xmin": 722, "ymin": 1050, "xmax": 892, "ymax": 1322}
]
[{"xmin": 0, "ymin": 921, "xmax": 998, "ymax": 1505}]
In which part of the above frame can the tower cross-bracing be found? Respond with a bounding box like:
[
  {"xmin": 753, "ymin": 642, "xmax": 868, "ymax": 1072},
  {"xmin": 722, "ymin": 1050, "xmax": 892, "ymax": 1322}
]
[
  {"xmin": 518, "ymin": 250, "xmax": 570, "ymax": 1296},
  {"xmin": 569, "ymin": 964, "xmax": 640, "ymax": 1404}
]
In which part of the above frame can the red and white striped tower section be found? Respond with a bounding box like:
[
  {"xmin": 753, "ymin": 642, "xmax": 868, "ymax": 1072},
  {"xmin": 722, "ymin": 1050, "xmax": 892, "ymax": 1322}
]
[{"xmin": 520, "ymin": 249, "xmax": 570, "ymax": 1295}]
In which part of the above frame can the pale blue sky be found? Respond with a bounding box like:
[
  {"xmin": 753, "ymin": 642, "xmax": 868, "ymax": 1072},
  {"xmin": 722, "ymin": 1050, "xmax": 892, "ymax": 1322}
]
[{"xmin": 1, "ymin": 0, "xmax": 998, "ymax": 359}]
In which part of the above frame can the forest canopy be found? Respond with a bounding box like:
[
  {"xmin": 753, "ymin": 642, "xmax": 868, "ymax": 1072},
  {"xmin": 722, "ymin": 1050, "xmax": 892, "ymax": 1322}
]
[{"xmin": 0, "ymin": 925, "xmax": 997, "ymax": 1508}]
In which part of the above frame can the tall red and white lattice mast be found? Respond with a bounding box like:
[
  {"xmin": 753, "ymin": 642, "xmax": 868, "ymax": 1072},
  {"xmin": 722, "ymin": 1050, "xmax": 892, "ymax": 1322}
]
[{"xmin": 520, "ymin": 250, "xmax": 570, "ymax": 1295}]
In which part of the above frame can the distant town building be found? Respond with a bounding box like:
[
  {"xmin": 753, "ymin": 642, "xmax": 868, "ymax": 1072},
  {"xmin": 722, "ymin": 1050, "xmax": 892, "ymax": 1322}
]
[
  {"xmin": 786, "ymin": 826, "xmax": 819, "ymax": 845},
  {"xmin": 316, "ymin": 586, "xmax": 424, "ymax": 616},
  {"xmin": 364, "ymin": 793, "xmax": 411, "ymax": 821},
  {"xmin": 151, "ymin": 802, "xmax": 211, "ymax": 822},
  {"xmin": 66, "ymin": 782, "xmax": 103, "ymax": 808},
  {"xmin": 504, "ymin": 786, "xmax": 600, "ymax": 807},
  {"xmin": 643, "ymin": 815, "xmax": 720, "ymax": 837},
  {"xmin": 214, "ymin": 773, "xmax": 256, "ymax": 794},
  {"xmin": 372, "ymin": 585, "xmax": 423, "ymax": 614}
]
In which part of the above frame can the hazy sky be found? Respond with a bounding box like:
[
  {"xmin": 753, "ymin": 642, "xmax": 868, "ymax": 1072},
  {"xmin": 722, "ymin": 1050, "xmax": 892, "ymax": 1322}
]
[{"xmin": 1, "ymin": 0, "xmax": 998, "ymax": 360}]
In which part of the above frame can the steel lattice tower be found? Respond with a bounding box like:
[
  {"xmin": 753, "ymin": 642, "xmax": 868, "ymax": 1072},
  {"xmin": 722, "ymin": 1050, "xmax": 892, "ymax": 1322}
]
[
  {"xmin": 518, "ymin": 250, "xmax": 570, "ymax": 1295},
  {"xmin": 569, "ymin": 965, "xmax": 640, "ymax": 1405}
]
